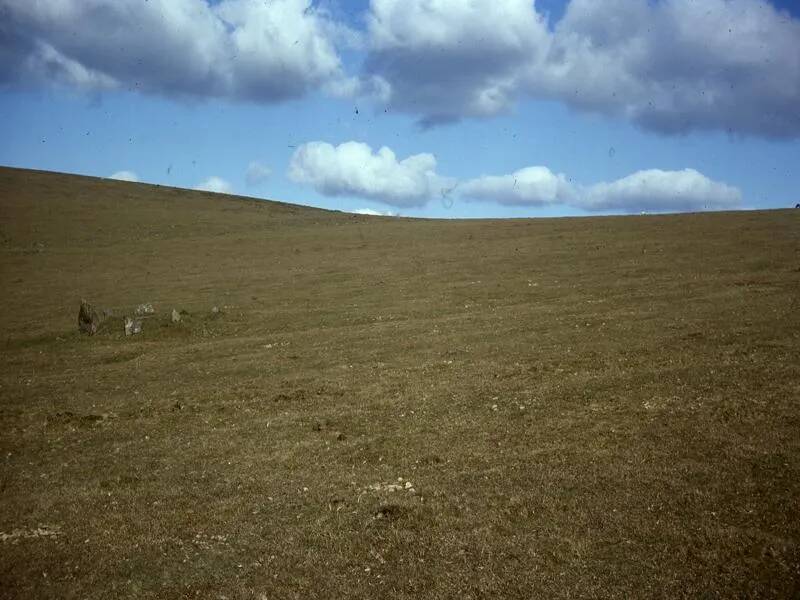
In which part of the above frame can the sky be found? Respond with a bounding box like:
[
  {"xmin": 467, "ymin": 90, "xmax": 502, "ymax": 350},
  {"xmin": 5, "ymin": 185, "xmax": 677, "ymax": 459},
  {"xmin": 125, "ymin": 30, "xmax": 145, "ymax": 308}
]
[{"xmin": 1, "ymin": 0, "xmax": 799, "ymax": 218}]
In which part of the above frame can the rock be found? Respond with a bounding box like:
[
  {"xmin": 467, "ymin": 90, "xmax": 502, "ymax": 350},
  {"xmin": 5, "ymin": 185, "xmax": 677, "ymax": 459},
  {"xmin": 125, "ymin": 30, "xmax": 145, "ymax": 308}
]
[
  {"xmin": 124, "ymin": 316, "xmax": 142, "ymax": 336},
  {"xmin": 171, "ymin": 309, "xmax": 181, "ymax": 323},
  {"xmin": 211, "ymin": 306, "xmax": 220, "ymax": 315},
  {"xmin": 135, "ymin": 303, "xmax": 155, "ymax": 316},
  {"xmin": 78, "ymin": 299, "xmax": 105, "ymax": 335},
  {"xmin": 335, "ymin": 431, "xmax": 346, "ymax": 441}
]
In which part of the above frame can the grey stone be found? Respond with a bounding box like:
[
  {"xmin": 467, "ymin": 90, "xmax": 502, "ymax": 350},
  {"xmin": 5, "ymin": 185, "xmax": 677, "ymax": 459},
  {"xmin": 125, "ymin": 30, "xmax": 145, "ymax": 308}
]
[
  {"xmin": 78, "ymin": 299, "xmax": 105, "ymax": 335},
  {"xmin": 124, "ymin": 316, "xmax": 142, "ymax": 336},
  {"xmin": 171, "ymin": 309, "xmax": 181, "ymax": 323}
]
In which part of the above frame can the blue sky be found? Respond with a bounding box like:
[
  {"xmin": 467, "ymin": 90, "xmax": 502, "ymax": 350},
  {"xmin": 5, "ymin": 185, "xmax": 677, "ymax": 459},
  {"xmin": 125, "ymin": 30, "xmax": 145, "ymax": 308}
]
[{"xmin": 1, "ymin": 0, "xmax": 799, "ymax": 218}]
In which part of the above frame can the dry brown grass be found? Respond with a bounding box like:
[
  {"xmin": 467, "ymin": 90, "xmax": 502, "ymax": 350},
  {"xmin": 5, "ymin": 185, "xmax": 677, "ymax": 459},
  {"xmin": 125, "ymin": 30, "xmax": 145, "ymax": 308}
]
[{"xmin": 1, "ymin": 166, "xmax": 799, "ymax": 598}]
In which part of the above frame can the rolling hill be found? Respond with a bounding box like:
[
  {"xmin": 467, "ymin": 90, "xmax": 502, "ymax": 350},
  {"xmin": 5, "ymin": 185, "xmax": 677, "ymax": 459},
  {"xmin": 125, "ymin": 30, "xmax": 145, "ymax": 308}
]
[{"xmin": 1, "ymin": 166, "xmax": 798, "ymax": 598}]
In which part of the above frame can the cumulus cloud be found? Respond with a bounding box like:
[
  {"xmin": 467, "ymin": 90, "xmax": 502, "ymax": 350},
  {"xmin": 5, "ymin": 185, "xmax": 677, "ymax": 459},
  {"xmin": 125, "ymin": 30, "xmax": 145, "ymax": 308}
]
[
  {"xmin": 195, "ymin": 176, "xmax": 234, "ymax": 194},
  {"xmin": 364, "ymin": 0, "xmax": 549, "ymax": 126},
  {"xmin": 288, "ymin": 141, "xmax": 452, "ymax": 207},
  {"xmin": 0, "ymin": 0, "xmax": 352, "ymax": 103},
  {"xmin": 5, "ymin": 0, "xmax": 796, "ymax": 138},
  {"xmin": 292, "ymin": 139, "xmax": 742, "ymax": 212},
  {"xmin": 245, "ymin": 161, "xmax": 271, "ymax": 187},
  {"xmin": 524, "ymin": 0, "xmax": 800, "ymax": 138},
  {"xmin": 461, "ymin": 166, "xmax": 575, "ymax": 206},
  {"xmin": 360, "ymin": 0, "xmax": 800, "ymax": 137},
  {"xmin": 109, "ymin": 171, "xmax": 139, "ymax": 183},
  {"xmin": 461, "ymin": 165, "xmax": 742, "ymax": 212},
  {"xmin": 579, "ymin": 169, "xmax": 742, "ymax": 212}
]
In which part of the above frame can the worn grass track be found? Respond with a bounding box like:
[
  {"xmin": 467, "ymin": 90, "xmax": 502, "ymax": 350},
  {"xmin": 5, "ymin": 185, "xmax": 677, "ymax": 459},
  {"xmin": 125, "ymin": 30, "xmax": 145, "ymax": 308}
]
[{"xmin": 1, "ymin": 166, "xmax": 799, "ymax": 598}]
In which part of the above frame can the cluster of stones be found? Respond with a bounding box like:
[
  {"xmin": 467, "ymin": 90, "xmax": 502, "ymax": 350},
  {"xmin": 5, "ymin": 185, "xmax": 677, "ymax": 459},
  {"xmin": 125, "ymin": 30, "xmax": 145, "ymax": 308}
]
[{"xmin": 78, "ymin": 300, "xmax": 200, "ymax": 336}]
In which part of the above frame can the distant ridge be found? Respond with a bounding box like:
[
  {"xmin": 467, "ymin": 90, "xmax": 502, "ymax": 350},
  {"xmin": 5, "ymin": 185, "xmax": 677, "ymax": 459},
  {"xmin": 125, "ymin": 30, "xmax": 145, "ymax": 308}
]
[{"xmin": 0, "ymin": 165, "xmax": 340, "ymax": 217}]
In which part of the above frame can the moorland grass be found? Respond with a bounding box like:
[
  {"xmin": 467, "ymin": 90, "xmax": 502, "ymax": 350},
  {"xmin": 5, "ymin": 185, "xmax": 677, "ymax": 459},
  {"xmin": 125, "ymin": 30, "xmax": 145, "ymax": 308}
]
[{"xmin": 1, "ymin": 166, "xmax": 798, "ymax": 598}]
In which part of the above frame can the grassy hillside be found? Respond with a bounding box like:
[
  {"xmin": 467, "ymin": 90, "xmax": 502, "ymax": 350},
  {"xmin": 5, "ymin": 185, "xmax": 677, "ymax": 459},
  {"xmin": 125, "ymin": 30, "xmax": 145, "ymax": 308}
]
[{"xmin": 1, "ymin": 166, "xmax": 798, "ymax": 599}]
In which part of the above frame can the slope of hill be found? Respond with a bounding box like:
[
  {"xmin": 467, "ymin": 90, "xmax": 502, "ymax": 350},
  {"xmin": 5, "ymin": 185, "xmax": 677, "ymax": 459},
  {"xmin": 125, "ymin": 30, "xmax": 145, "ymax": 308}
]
[{"xmin": 1, "ymin": 166, "xmax": 798, "ymax": 598}]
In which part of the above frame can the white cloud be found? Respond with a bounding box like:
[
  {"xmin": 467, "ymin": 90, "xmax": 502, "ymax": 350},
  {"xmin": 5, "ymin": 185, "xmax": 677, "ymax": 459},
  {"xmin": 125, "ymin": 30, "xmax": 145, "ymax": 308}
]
[
  {"xmin": 290, "ymin": 138, "xmax": 741, "ymax": 213},
  {"xmin": 461, "ymin": 166, "xmax": 576, "ymax": 206},
  {"xmin": 110, "ymin": 171, "xmax": 139, "ymax": 182},
  {"xmin": 461, "ymin": 166, "xmax": 741, "ymax": 212},
  {"xmin": 352, "ymin": 208, "xmax": 399, "ymax": 216},
  {"xmin": 195, "ymin": 176, "xmax": 234, "ymax": 194},
  {"xmin": 579, "ymin": 169, "xmax": 742, "ymax": 212},
  {"xmin": 288, "ymin": 141, "xmax": 452, "ymax": 207},
  {"xmin": 245, "ymin": 161, "xmax": 271, "ymax": 187},
  {"xmin": 359, "ymin": 0, "xmax": 800, "ymax": 137},
  {"xmin": 1, "ymin": 0, "xmax": 353, "ymax": 103}
]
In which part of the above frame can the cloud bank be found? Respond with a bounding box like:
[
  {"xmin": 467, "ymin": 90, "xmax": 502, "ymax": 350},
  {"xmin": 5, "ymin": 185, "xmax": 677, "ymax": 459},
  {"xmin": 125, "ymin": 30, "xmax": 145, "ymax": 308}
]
[
  {"xmin": 462, "ymin": 167, "xmax": 742, "ymax": 212},
  {"xmin": 289, "ymin": 140, "xmax": 742, "ymax": 212},
  {"xmin": 2, "ymin": 0, "xmax": 797, "ymax": 138},
  {"xmin": 288, "ymin": 141, "xmax": 452, "ymax": 207},
  {"xmin": 362, "ymin": 0, "xmax": 800, "ymax": 137}
]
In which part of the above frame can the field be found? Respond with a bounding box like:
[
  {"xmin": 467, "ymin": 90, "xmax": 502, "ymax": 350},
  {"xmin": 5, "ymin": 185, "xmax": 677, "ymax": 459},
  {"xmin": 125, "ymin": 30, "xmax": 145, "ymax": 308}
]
[{"xmin": 1, "ymin": 166, "xmax": 798, "ymax": 598}]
